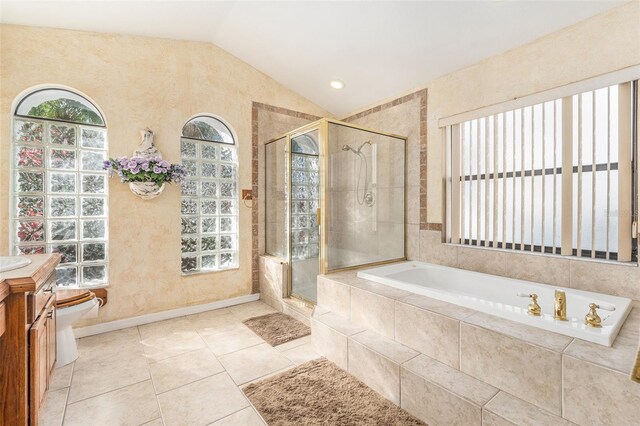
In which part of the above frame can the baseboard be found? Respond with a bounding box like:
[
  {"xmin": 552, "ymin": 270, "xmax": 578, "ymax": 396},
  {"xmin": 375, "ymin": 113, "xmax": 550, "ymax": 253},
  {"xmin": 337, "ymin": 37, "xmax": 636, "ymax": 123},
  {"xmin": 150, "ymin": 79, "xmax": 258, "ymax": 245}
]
[{"xmin": 73, "ymin": 293, "xmax": 260, "ymax": 338}]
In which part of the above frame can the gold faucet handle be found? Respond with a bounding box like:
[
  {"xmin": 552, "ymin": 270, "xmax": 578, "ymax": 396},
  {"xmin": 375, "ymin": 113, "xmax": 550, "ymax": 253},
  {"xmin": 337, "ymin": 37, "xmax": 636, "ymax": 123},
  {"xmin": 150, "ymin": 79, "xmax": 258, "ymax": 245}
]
[
  {"xmin": 585, "ymin": 303, "xmax": 602, "ymax": 328},
  {"xmin": 518, "ymin": 292, "xmax": 541, "ymax": 316}
]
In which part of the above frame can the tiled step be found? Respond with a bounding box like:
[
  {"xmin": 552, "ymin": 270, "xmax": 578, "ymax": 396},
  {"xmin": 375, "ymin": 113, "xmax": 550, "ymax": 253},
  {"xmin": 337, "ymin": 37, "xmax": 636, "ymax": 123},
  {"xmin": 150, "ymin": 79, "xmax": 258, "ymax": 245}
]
[
  {"xmin": 348, "ymin": 330, "xmax": 419, "ymax": 405},
  {"xmin": 400, "ymin": 354, "xmax": 498, "ymax": 426},
  {"xmin": 310, "ymin": 309, "xmax": 365, "ymax": 369},
  {"xmin": 482, "ymin": 391, "xmax": 576, "ymax": 426},
  {"xmin": 460, "ymin": 314, "xmax": 569, "ymax": 415},
  {"xmin": 311, "ymin": 308, "xmax": 420, "ymax": 405}
]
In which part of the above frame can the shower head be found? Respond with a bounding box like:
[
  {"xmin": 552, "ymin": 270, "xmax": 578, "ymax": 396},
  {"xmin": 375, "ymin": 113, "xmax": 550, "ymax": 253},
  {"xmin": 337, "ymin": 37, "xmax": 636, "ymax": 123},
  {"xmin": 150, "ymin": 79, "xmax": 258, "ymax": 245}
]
[
  {"xmin": 342, "ymin": 141, "xmax": 371, "ymax": 155},
  {"xmin": 356, "ymin": 141, "xmax": 371, "ymax": 153}
]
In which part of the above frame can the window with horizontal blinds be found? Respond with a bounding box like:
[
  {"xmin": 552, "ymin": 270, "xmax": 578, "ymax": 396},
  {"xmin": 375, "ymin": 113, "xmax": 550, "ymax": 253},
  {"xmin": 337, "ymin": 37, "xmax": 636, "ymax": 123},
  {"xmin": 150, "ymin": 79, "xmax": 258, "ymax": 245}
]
[{"xmin": 447, "ymin": 81, "xmax": 637, "ymax": 263}]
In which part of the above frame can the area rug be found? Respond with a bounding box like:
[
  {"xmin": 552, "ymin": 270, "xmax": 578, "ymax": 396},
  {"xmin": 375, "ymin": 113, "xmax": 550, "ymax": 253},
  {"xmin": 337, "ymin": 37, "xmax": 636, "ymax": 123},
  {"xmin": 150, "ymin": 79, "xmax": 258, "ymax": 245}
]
[
  {"xmin": 243, "ymin": 312, "xmax": 311, "ymax": 346},
  {"xmin": 243, "ymin": 358, "xmax": 425, "ymax": 425}
]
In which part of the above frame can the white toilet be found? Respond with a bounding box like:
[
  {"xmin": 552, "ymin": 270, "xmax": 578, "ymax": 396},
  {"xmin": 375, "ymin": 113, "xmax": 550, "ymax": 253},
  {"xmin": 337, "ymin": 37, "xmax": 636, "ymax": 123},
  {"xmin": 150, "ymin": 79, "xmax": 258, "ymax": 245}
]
[{"xmin": 55, "ymin": 289, "xmax": 100, "ymax": 366}]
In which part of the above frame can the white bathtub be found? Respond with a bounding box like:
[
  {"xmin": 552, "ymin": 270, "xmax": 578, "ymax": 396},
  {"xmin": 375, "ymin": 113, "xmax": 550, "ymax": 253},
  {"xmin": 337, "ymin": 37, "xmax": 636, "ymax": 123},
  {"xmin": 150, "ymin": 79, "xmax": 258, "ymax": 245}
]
[{"xmin": 357, "ymin": 261, "xmax": 632, "ymax": 346}]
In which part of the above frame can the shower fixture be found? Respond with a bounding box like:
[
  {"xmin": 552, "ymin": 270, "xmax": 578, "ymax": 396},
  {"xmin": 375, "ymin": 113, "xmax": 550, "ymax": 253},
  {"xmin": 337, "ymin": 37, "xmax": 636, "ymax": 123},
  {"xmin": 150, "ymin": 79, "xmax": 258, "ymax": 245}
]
[
  {"xmin": 341, "ymin": 141, "xmax": 370, "ymax": 155},
  {"xmin": 342, "ymin": 141, "xmax": 374, "ymax": 207}
]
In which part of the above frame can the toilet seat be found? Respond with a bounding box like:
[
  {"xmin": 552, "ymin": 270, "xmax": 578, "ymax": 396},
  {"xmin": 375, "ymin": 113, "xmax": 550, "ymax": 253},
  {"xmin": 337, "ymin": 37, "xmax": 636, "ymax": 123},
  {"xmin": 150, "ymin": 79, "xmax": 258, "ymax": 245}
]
[
  {"xmin": 55, "ymin": 289, "xmax": 100, "ymax": 366},
  {"xmin": 56, "ymin": 289, "xmax": 96, "ymax": 309}
]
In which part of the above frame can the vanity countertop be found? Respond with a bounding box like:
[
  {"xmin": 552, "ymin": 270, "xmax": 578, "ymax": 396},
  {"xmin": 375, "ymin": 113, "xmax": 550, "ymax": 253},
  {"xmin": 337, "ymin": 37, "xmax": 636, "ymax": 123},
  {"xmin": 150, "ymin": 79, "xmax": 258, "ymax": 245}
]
[{"xmin": 0, "ymin": 254, "xmax": 62, "ymax": 294}]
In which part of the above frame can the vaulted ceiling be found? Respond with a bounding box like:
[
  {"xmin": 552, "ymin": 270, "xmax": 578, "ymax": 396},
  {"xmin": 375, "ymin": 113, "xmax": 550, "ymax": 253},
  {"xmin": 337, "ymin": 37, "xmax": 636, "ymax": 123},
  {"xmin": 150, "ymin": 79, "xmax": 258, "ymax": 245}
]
[{"xmin": 0, "ymin": 1, "xmax": 626, "ymax": 115}]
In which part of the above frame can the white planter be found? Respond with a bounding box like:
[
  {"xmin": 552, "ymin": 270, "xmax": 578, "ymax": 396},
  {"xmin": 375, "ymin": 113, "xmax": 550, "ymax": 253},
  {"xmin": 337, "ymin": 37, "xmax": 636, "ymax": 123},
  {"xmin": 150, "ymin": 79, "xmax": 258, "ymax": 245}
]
[{"xmin": 129, "ymin": 182, "xmax": 165, "ymax": 200}]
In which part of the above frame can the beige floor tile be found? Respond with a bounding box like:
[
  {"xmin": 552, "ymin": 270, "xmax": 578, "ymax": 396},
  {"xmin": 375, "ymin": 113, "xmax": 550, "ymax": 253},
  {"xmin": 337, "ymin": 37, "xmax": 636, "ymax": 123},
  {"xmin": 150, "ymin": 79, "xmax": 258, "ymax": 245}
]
[
  {"xmin": 49, "ymin": 362, "xmax": 74, "ymax": 391},
  {"xmin": 227, "ymin": 301, "xmax": 277, "ymax": 321},
  {"xmin": 274, "ymin": 335, "xmax": 312, "ymax": 352},
  {"xmin": 141, "ymin": 419, "xmax": 164, "ymax": 426},
  {"xmin": 281, "ymin": 342, "xmax": 321, "ymax": 365},
  {"xmin": 76, "ymin": 327, "xmax": 141, "ymax": 349},
  {"xmin": 75, "ymin": 335, "xmax": 145, "ymax": 370},
  {"xmin": 200, "ymin": 323, "xmax": 263, "ymax": 356},
  {"xmin": 141, "ymin": 330, "xmax": 207, "ymax": 362},
  {"xmin": 68, "ymin": 352, "xmax": 151, "ymax": 403},
  {"xmin": 187, "ymin": 309, "xmax": 238, "ymax": 335},
  {"xmin": 39, "ymin": 387, "xmax": 68, "ymax": 426},
  {"xmin": 150, "ymin": 347, "xmax": 225, "ymax": 394},
  {"xmin": 210, "ymin": 407, "xmax": 265, "ymax": 425},
  {"xmin": 64, "ymin": 380, "xmax": 160, "ymax": 426},
  {"xmin": 139, "ymin": 317, "xmax": 195, "ymax": 340},
  {"xmin": 158, "ymin": 373, "xmax": 250, "ymax": 426},
  {"xmin": 218, "ymin": 343, "xmax": 293, "ymax": 385}
]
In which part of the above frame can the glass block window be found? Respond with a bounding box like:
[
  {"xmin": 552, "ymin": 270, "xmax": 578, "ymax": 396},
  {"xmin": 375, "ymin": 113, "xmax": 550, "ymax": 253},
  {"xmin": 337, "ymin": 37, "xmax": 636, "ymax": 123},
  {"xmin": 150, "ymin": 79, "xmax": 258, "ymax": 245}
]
[
  {"xmin": 11, "ymin": 88, "xmax": 108, "ymax": 287},
  {"xmin": 291, "ymin": 153, "xmax": 320, "ymax": 260},
  {"xmin": 180, "ymin": 115, "xmax": 238, "ymax": 273}
]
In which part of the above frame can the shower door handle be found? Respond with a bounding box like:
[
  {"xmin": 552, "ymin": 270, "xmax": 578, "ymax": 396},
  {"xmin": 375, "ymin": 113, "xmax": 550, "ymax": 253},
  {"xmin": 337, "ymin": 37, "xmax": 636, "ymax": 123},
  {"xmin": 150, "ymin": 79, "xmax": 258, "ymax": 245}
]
[{"xmin": 316, "ymin": 208, "xmax": 321, "ymax": 227}]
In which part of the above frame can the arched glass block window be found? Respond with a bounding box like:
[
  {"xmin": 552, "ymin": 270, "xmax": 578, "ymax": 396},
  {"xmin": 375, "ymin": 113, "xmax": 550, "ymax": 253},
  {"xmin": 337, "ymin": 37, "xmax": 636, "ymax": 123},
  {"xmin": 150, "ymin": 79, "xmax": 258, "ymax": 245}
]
[
  {"xmin": 180, "ymin": 115, "xmax": 238, "ymax": 273},
  {"xmin": 11, "ymin": 87, "xmax": 109, "ymax": 287},
  {"xmin": 15, "ymin": 88, "xmax": 105, "ymax": 126}
]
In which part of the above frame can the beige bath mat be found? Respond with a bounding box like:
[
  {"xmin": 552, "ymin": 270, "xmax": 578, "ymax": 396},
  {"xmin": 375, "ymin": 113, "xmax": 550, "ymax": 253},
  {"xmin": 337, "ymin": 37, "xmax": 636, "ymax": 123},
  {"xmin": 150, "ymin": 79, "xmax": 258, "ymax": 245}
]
[
  {"xmin": 243, "ymin": 358, "xmax": 425, "ymax": 425},
  {"xmin": 243, "ymin": 312, "xmax": 310, "ymax": 346}
]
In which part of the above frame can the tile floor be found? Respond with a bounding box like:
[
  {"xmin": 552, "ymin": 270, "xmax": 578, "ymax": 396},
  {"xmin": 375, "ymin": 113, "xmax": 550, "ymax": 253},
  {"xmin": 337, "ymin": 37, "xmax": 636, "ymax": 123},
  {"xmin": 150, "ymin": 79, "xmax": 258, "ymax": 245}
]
[{"xmin": 40, "ymin": 301, "xmax": 320, "ymax": 426}]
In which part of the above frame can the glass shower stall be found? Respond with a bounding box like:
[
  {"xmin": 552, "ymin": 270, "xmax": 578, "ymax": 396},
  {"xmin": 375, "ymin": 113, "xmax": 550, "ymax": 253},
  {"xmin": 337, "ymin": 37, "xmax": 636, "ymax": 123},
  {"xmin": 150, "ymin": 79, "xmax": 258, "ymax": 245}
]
[{"xmin": 265, "ymin": 119, "xmax": 406, "ymax": 304}]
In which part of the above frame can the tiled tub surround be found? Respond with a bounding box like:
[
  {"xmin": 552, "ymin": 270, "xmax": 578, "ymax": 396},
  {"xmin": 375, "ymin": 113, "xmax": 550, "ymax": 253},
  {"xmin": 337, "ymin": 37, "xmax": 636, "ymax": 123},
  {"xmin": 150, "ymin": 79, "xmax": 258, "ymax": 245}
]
[
  {"xmin": 358, "ymin": 261, "xmax": 632, "ymax": 346},
  {"xmin": 312, "ymin": 270, "xmax": 640, "ymax": 425}
]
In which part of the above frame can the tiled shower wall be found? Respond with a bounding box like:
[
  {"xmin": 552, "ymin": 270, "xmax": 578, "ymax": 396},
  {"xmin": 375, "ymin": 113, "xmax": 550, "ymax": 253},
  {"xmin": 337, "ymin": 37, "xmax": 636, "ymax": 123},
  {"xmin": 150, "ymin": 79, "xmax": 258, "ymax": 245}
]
[
  {"xmin": 326, "ymin": 123, "xmax": 405, "ymax": 268},
  {"xmin": 343, "ymin": 90, "xmax": 428, "ymax": 260}
]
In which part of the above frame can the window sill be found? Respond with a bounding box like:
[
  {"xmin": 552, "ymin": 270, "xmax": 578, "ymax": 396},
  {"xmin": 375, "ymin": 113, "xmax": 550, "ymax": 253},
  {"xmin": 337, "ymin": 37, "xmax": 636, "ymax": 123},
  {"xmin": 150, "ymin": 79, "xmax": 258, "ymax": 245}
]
[
  {"xmin": 444, "ymin": 243, "xmax": 639, "ymax": 268},
  {"xmin": 58, "ymin": 283, "xmax": 109, "ymax": 289},
  {"xmin": 181, "ymin": 267, "xmax": 240, "ymax": 277}
]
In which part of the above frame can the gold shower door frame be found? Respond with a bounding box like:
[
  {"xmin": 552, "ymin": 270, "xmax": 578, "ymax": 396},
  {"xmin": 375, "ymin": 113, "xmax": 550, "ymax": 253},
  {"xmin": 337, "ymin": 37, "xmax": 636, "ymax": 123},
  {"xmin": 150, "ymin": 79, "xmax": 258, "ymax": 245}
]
[{"xmin": 264, "ymin": 118, "xmax": 408, "ymax": 306}]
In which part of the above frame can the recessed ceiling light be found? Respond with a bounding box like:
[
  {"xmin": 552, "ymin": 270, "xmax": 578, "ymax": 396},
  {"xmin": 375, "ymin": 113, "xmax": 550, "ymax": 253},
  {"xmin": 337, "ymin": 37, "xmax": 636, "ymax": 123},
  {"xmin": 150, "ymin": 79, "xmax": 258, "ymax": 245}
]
[{"xmin": 330, "ymin": 80, "xmax": 345, "ymax": 89}]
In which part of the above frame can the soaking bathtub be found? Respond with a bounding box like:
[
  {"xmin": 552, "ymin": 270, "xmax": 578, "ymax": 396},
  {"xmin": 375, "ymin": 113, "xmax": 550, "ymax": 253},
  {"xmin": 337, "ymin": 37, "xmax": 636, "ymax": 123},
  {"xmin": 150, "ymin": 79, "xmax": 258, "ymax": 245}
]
[{"xmin": 357, "ymin": 261, "xmax": 632, "ymax": 346}]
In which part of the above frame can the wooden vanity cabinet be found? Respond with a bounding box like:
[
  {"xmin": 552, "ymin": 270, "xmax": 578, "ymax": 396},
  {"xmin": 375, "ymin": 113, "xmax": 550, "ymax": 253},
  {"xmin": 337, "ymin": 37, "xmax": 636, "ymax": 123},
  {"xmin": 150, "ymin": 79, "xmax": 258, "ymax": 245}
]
[
  {"xmin": 29, "ymin": 295, "xmax": 56, "ymax": 424},
  {"xmin": 0, "ymin": 254, "xmax": 61, "ymax": 426}
]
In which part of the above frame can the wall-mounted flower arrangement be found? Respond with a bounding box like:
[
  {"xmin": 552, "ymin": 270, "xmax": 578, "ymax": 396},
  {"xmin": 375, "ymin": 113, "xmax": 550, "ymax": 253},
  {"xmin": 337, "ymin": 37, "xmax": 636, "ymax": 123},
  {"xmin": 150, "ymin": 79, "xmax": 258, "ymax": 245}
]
[{"xmin": 103, "ymin": 129, "xmax": 186, "ymax": 199}]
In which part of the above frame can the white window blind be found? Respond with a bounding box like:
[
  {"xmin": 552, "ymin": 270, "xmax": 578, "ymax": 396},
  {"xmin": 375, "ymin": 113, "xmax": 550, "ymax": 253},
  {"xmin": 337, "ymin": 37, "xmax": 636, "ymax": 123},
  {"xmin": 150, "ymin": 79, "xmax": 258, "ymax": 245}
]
[{"xmin": 447, "ymin": 82, "xmax": 637, "ymax": 262}]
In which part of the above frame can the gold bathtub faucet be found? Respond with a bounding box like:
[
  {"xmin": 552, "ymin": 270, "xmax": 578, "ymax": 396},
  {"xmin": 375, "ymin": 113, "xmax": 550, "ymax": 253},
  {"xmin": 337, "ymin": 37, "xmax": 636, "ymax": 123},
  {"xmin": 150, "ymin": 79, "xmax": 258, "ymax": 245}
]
[
  {"xmin": 585, "ymin": 303, "xmax": 602, "ymax": 328},
  {"xmin": 554, "ymin": 290, "xmax": 567, "ymax": 321},
  {"xmin": 527, "ymin": 293, "xmax": 541, "ymax": 316},
  {"xmin": 517, "ymin": 292, "xmax": 541, "ymax": 316}
]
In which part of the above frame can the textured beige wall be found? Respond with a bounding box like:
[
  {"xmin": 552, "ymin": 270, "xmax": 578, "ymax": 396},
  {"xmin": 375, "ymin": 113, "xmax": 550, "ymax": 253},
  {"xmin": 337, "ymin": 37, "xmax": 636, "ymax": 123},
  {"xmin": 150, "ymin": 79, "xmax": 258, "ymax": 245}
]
[
  {"xmin": 342, "ymin": 2, "xmax": 640, "ymax": 300},
  {"xmin": 0, "ymin": 24, "xmax": 330, "ymax": 324},
  {"xmin": 424, "ymin": 1, "xmax": 640, "ymax": 225}
]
